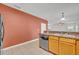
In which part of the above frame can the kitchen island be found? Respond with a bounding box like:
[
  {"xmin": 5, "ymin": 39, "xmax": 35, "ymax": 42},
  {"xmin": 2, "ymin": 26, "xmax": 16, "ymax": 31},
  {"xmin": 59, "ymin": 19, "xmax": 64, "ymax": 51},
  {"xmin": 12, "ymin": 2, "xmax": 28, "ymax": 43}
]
[{"xmin": 39, "ymin": 31, "xmax": 79, "ymax": 55}]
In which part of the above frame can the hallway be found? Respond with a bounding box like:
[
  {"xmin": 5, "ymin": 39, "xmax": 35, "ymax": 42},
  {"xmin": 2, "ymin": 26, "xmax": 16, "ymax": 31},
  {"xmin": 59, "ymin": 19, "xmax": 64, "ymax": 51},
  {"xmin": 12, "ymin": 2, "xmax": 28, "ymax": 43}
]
[{"xmin": 2, "ymin": 39, "xmax": 52, "ymax": 55}]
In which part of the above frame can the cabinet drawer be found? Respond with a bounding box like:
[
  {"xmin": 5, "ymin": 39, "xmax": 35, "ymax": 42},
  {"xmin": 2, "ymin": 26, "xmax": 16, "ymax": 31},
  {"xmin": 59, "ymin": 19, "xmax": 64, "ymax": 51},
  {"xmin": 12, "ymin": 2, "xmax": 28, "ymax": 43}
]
[
  {"xmin": 49, "ymin": 36, "xmax": 58, "ymax": 40},
  {"xmin": 60, "ymin": 37, "xmax": 75, "ymax": 44}
]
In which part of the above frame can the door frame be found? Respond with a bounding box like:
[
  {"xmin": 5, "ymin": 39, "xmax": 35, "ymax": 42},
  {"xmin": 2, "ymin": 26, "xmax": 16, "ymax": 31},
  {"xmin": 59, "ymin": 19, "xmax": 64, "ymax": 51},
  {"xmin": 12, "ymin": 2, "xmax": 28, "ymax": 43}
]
[{"xmin": 0, "ymin": 13, "xmax": 4, "ymax": 53}]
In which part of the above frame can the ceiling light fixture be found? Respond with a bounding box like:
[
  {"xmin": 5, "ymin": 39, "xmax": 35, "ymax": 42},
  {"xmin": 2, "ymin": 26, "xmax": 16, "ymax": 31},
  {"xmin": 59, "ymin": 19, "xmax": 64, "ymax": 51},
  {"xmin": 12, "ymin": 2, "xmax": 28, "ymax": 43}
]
[{"xmin": 61, "ymin": 12, "xmax": 65, "ymax": 21}]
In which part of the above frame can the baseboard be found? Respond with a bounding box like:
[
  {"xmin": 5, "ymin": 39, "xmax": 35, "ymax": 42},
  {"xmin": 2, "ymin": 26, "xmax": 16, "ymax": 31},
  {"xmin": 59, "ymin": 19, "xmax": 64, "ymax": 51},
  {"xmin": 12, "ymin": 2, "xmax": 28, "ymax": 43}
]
[{"xmin": 2, "ymin": 38, "xmax": 39, "ymax": 51}]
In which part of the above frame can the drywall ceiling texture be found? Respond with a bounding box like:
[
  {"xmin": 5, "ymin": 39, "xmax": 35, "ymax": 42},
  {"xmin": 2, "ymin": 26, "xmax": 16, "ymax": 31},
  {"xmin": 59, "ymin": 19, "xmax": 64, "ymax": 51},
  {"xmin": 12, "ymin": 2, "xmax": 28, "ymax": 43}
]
[{"xmin": 4, "ymin": 3, "xmax": 79, "ymax": 31}]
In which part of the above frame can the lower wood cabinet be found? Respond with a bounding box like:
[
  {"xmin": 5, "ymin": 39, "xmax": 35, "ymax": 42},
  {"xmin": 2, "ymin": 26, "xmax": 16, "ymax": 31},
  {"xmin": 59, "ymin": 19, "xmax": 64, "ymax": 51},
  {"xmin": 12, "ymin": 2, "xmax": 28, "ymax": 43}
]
[
  {"xmin": 59, "ymin": 41, "xmax": 75, "ymax": 55},
  {"xmin": 76, "ymin": 40, "xmax": 79, "ymax": 55},
  {"xmin": 48, "ymin": 36, "xmax": 76, "ymax": 55},
  {"xmin": 49, "ymin": 36, "xmax": 59, "ymax": 54}
]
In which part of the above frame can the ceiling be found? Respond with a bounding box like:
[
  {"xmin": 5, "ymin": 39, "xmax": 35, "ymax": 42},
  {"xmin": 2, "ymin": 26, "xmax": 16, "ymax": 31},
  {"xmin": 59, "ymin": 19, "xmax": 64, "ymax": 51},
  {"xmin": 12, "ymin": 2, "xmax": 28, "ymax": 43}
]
[{"xmin": 4, "ymin": 3, "xmax": 79, "ymax": 27}]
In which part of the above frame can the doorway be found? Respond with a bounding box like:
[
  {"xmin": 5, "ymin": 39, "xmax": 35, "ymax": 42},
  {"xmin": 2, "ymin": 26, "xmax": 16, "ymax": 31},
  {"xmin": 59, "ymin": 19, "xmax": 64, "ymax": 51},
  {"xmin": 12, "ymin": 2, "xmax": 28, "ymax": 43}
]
[
  {"xmin": 0, "ymin": 14, "xmax": 4, "ymax": 55},
  {"xmin": 41, "ymin": 23, "xmax": 46, "ymax": 33}
]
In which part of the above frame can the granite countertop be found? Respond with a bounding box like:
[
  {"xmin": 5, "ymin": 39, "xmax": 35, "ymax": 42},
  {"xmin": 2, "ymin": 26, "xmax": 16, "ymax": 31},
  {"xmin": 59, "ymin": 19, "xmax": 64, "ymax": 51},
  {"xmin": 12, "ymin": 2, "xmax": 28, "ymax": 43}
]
[{"xmin": 41, "ymin": 33, "xmax": 79, "ymax": 39}]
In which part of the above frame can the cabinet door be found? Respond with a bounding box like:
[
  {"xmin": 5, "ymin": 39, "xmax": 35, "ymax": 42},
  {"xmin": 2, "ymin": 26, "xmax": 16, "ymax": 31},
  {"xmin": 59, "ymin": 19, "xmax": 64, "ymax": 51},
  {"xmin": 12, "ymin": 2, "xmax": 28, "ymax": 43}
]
[
  {"xmin": 76, "ymin": 40, "xmax": 79, "ymax": 55},
  {"xmin": 59, "ymin": 41, "xmax": 75, "ymax": 55},
  {"xmin": 49, "ymin": 38, "xmax": 59, "ymax": 54}
]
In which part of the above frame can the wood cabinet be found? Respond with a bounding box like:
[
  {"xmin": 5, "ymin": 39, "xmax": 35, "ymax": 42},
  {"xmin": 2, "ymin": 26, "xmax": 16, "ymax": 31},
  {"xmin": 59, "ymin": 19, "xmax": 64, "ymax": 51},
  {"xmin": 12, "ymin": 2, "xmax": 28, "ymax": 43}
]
[
  {"xmin": 49, "ymin": 36, "xmax": 59, "ymax": 54},
  {"xmin": 76, "ymin": 40, "xmax": 79, "ymax": 55},
  {"xmin": 60, "ymin": 37, "xmax": 75, "ymax": 44},
  {"xmin": 59, "ymin": 41, "xmax": 75, "ymax": 55},
  {"xmin": 59, "ymin": 37, "xmax": 75, "ymax": 55},
  {"xmin": 48, "ymin": 36, "xmax": 76, "ymax": 55}
]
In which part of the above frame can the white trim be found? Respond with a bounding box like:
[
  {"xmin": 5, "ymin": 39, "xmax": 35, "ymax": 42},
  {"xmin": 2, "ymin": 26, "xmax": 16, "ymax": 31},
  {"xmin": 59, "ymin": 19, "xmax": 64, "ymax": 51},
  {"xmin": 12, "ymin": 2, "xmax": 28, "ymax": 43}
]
[{"xmin": 2, "ymin": 38, "xmax": 39, "ymax": 51}]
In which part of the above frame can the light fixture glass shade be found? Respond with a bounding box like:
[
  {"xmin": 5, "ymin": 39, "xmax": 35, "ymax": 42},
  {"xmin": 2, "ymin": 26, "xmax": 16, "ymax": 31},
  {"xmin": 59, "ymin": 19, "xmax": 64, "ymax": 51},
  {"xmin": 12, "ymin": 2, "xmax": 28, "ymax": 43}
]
[{"xmin": 61, "ymin": 17, "xmax": 65, "ymax": 20}]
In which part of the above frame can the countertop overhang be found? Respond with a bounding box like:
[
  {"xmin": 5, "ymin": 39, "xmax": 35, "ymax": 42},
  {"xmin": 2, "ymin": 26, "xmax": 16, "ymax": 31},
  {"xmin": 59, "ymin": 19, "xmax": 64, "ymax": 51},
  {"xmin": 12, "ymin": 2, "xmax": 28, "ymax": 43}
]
[{"xmin": 41, "ymin": 33, "xmax": 79, "ymax": 40}]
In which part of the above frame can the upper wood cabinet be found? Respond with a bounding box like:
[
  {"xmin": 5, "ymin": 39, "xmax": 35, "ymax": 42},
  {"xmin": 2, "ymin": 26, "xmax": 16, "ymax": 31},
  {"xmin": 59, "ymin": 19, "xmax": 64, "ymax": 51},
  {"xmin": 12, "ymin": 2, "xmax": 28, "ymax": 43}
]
[{"xmin": 48, "ymin": 36, "xmax": 59, "ymax": 54}]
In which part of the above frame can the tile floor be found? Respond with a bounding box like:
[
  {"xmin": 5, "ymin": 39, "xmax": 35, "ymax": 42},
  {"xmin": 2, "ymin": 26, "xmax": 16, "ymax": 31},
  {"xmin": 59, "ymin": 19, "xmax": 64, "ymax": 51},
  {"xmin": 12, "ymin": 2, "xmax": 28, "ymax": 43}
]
[{"xmin": 1, "ymin": 39, "xmax": 52, "ymax": 55}]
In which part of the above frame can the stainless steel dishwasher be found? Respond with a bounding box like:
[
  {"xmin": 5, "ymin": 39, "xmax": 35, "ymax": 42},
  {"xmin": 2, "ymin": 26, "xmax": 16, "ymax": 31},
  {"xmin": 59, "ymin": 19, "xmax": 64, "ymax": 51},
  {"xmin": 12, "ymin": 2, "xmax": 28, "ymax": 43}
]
[{"xmin": 39, "ymin": 34, "xmax": 48, "ymax": 50}]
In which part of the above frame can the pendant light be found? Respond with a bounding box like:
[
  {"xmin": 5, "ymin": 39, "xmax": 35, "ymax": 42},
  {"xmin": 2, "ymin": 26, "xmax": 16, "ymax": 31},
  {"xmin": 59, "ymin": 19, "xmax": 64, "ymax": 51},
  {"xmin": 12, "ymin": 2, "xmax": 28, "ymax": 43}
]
[
  {"xmin": 61, "ymin": 12, "xmax": 65, "ymax": 21},
  {"xmin": 58, "ymin": 12, "xmax": 65, "ymax": 26}
]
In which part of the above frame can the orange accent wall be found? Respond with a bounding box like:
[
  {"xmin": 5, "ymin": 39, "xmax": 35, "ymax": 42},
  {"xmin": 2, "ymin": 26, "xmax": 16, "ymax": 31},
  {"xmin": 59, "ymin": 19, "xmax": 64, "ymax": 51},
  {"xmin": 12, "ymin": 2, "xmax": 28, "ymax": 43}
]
[{"xmin": 0, "ymin": 4, "xmax": 48, "ymax": 48}]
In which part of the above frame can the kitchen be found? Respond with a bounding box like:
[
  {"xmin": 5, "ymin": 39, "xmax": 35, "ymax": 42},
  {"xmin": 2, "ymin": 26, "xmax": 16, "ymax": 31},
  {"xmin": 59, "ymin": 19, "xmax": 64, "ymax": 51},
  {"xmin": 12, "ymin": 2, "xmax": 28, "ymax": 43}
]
[
  {"xmin": 0, "ymin": 3, "xmax": 79, "ymax": 55},
  {"xmin": 39, "ymin": 3, "xmax": 79, "ymax": 55}
]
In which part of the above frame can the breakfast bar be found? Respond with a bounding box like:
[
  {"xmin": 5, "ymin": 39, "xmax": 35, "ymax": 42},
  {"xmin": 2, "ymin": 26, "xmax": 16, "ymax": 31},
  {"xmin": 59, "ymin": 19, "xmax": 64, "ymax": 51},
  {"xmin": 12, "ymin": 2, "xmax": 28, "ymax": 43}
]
[{"xmin": 40, "ymin": 31, "xmax": 79, "ymax": 55}]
